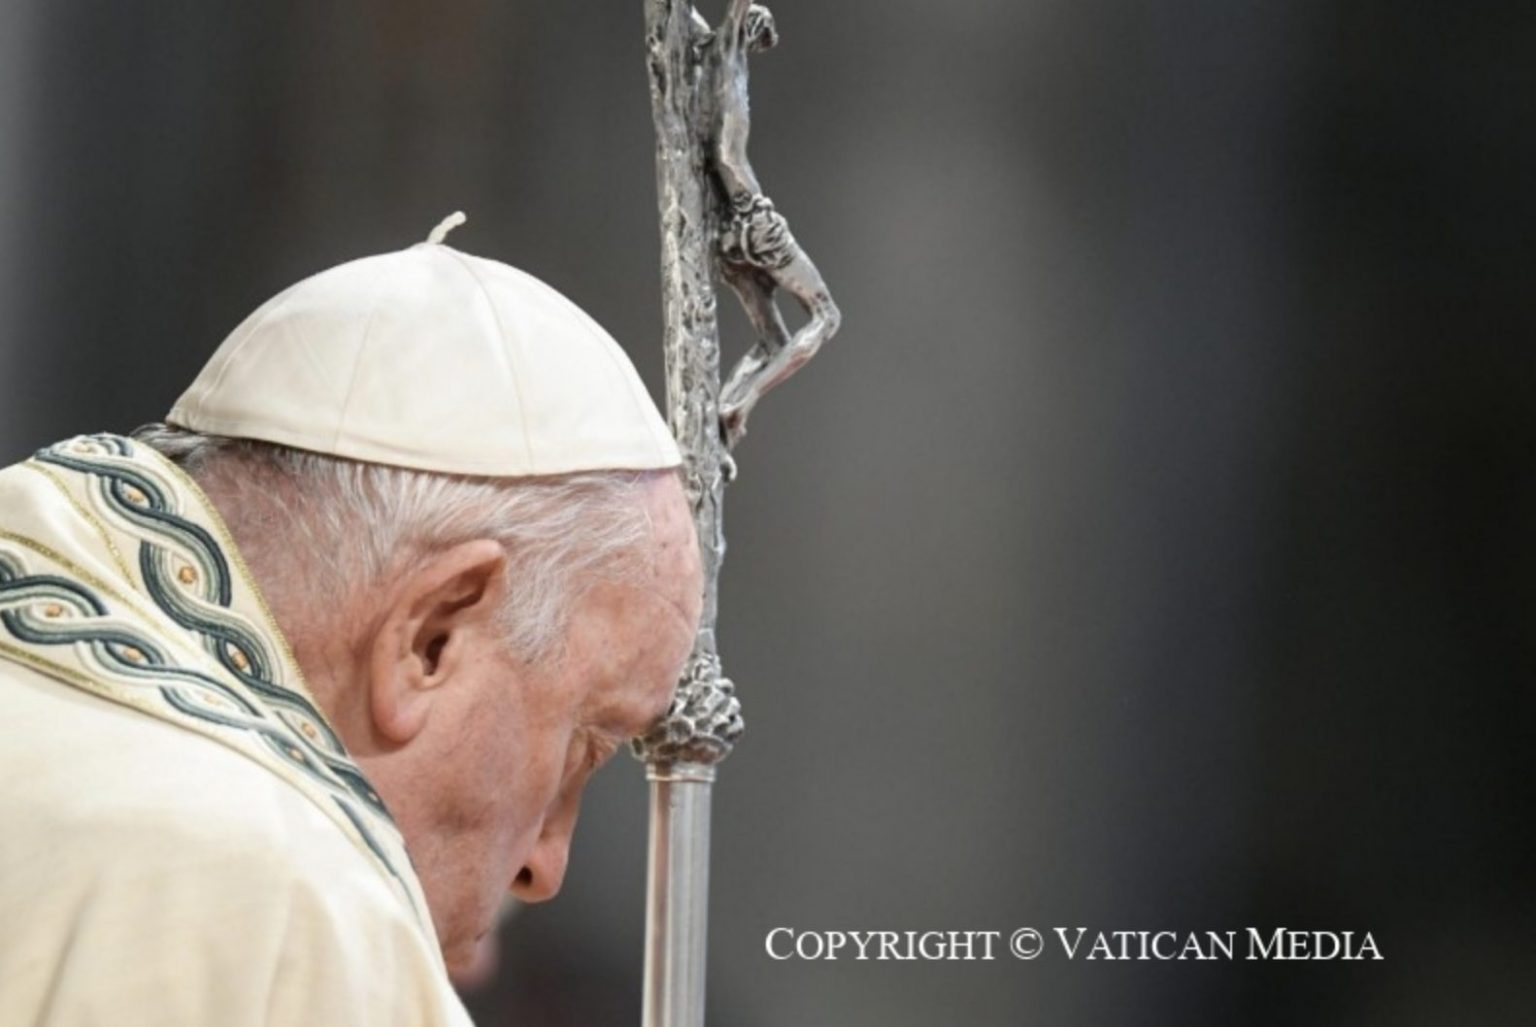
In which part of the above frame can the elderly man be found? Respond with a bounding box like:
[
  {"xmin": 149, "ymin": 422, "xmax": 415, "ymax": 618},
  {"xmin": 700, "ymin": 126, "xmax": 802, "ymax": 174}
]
[{"xmin": 0, "ymin": 223, "xmax": 702, "ymax": 1024}]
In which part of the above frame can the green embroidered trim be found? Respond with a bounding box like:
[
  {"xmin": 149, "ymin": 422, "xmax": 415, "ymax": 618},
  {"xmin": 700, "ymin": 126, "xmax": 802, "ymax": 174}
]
[
  {"xmin": 0, "ymin": 540, "xmax": 406, "ymax": 901},
  {"xmin": 22, "ymin": 461, "xmax": 135, "ymax": 584},
  {"xmin": 33, "ymin": 436, "xmax": 390, "ymax": 820},
  {"xmin": 0, "ymin": 528, "xmax": 163, "ymax": 631},
  {"xmin": 132, "ymin": 443, "xmax": 319, "ymax": 713},
  {"xmin": 1, "ymin": 435, "xmax": 414, "ymax": 911}
]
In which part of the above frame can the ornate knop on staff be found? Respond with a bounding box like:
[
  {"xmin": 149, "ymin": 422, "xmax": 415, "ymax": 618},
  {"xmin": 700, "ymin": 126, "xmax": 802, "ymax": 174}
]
[{"xmin": 631, "ymin": 2, "xmax": 840, "ymax": 1025}]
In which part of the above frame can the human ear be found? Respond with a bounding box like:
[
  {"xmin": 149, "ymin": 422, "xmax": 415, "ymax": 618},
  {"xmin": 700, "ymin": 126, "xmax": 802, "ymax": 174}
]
[{"xmin": 366, "ymin": 539, "xmax": 507, "ymax": 744}]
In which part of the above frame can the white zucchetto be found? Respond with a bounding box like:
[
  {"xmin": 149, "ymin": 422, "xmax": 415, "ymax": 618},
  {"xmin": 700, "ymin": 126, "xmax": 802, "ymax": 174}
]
[{"xmin": 169, "ymin": 215, "xmax": 680, "ymax": 477}]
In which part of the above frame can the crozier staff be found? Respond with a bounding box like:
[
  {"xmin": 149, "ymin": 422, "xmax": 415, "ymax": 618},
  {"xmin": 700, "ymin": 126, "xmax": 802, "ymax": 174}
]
[{"xmin": 0, "ymin": 216, "xmax": 702, "ymax": 1025}]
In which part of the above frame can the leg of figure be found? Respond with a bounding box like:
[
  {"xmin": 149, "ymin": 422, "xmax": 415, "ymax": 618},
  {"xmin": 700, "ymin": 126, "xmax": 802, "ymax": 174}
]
[
  {"xmin": 738, "ymin": 253, "xmax": 839, "ymax": 407},
  {"xmin": 719, "ymin": 269, "xmax": 791, "ymax": 444}
]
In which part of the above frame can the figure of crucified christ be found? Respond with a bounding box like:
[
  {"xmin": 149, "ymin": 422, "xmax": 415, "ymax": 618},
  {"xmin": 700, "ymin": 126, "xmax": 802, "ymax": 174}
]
[{"xmin": 693, "ymin": 1, "xmax": 841, "ymax": 448}]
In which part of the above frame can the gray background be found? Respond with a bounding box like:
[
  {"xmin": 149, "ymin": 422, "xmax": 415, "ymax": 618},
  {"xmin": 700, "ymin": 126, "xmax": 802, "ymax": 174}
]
[{"xmin": 2, "ymin": 1, "xmax": 1531, "ymax": 1024}]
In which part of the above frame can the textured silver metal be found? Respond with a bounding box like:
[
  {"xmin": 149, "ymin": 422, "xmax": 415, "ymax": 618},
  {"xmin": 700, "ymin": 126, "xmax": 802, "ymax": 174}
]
[
  {"xmin": 632, "ymin": 0, "xmax": 838, "ymax": 769},
  {"xmin": 635, "ymin": 651, "xmax": 744, "ymax": 765},
  {"xmin": 708, "ymin": 2, "xmax": 842, "ymax": 447},
  {"xmin": 630, "ymin": 0, "xmax": 736, "ymax": 770},
  {"xmin": 633, "ymin": 3, "xmax": 838, "ymax": 1025}
]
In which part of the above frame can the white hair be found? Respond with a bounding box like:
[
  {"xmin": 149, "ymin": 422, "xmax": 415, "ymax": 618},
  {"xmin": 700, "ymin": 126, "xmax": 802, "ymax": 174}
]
[{"xmin": 132, "ymin": 423, "xmax": 666, "ymax": 664}]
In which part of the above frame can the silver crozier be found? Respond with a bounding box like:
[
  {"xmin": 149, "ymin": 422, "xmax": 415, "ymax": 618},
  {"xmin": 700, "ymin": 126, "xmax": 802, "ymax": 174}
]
[{"xmin": 631, "ymin": 3, "xmax": 841, "ymax": 1026}]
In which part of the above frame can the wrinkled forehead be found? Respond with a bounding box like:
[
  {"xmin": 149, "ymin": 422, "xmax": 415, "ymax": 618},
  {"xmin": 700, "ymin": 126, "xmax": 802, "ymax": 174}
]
[
  {"xmin": 636, "ymin": 474, "xmax": 703, "ymax": 624},
  {"xmin": 572, "ymin": 575, "xmax": 694, "ymax": 736}
]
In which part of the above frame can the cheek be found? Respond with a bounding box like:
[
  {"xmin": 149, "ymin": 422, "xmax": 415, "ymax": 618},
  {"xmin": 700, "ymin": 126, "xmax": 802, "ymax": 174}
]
[
  {"xmin": 477, "ymin": 720, "xmax": 573, "ymax": 849},
  {"xmin": 452, "ymin": 659, "xmax": 591, "ymax": 861}
]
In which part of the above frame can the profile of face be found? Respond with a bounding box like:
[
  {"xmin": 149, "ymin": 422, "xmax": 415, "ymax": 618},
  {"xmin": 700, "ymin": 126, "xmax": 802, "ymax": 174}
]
[{"xmin": 352, "ymin": 475, "xmax": 702, "ymax": 971}]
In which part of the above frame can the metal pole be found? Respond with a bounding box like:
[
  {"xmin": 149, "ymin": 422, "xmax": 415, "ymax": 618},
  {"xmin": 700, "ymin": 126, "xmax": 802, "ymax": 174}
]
[
  {"xmin": 633, "ymin": 3, "xmax": 838, "ymax": 1024},
  {"xmin": 642, "ymin": 764, "xmax": 715, "ymax": 1027}
]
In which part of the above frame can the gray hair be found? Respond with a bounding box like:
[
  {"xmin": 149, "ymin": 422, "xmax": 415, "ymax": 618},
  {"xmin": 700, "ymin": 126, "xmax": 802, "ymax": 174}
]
[{"xmin": 132, "ymin": 423, "xmax": 666, "ymax": 664}]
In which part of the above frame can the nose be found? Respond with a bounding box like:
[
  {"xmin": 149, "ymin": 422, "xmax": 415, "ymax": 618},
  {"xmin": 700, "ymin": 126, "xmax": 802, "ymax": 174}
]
[{"xmin": 510, "ymin": 829, "xmax": 571, "ymax": 903}]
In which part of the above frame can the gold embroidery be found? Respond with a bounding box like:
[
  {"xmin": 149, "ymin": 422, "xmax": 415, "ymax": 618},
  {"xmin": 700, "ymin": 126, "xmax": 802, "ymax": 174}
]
[
  {"xmin": 22, "ymin": 461, "xmax": 135, "ymax": 583},
  {"xmin": 0, "ymin": 529, "xmax": 159, "ymax": 630},
  {"xmin": 0, "ymin": 639, "xmax": 101, "ymax": 694}
]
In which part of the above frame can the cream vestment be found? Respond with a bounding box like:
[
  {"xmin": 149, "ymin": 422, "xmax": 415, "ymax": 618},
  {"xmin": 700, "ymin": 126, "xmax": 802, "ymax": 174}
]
[{"xmin": 0, "ymin": 434, "xmax": 474, "ymax": 1026}]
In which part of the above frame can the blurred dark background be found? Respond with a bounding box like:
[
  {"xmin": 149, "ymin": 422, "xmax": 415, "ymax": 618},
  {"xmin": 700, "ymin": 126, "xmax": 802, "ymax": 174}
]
[{"xmin": 2, "ymin": 1, "xmax": 1532, "ymax": 1023}]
